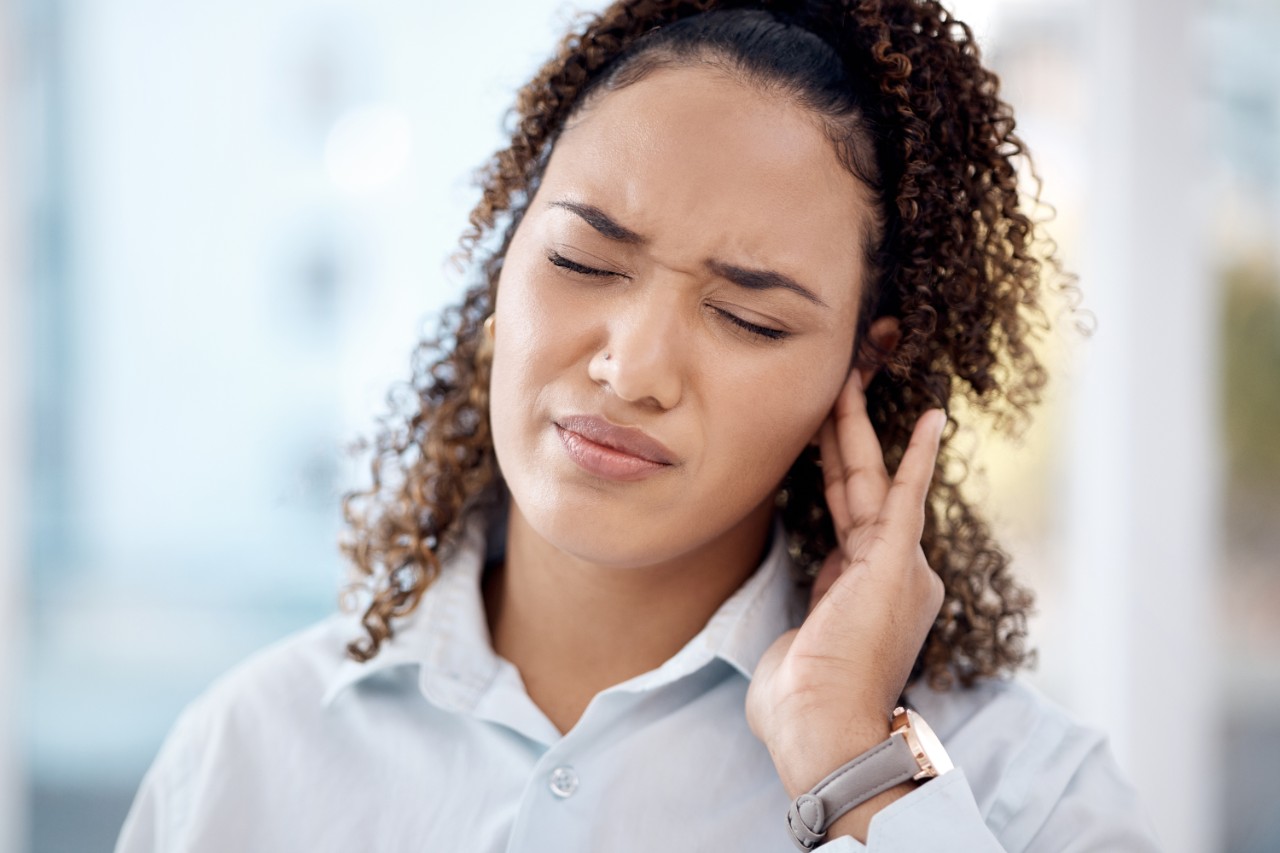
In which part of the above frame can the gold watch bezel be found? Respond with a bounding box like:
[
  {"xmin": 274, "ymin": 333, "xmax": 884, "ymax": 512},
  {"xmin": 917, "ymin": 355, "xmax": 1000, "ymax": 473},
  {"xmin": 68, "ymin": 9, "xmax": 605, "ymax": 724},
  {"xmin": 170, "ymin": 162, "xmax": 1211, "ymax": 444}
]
[{"xmin": 891, "ymin": 706, "xmax": 955, "ymax": 781}]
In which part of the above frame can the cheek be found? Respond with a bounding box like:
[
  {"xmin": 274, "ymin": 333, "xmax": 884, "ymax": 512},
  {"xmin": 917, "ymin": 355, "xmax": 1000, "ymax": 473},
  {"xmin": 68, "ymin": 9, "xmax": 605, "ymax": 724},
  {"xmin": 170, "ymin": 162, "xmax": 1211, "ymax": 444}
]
[
  {"xmin": 488, "ymin": 260, "xmax": 537, "ymax": 455},
  {"xmin": 494, "ymin": 229, "xmax": 607, "ymax": 364},
  {"xmin": 488, "ymin": 252, "xmax": 594, "ymax": 454},
  {"xmin": 706, "ymin": 355, "xmax": 846, "ymax": 489},
  {"xmin": 492, "ymin": 260, "xmax": 564, "ymax": 391}
]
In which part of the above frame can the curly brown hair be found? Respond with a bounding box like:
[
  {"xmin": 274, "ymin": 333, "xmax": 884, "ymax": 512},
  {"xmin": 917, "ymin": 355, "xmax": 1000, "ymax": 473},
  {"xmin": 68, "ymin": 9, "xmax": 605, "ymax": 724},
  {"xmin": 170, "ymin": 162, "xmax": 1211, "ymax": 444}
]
[{"xmin": 340, "ymin": 0, "xmax": 1073, "ymax": 691}]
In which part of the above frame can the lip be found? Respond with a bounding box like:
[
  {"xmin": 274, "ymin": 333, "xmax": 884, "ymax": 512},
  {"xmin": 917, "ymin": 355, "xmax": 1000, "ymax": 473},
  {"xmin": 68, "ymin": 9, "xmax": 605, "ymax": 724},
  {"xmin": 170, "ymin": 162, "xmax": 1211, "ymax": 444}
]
[{"xmin": 554, "ymin": 415, "xmax": 676, "ymax": 481}]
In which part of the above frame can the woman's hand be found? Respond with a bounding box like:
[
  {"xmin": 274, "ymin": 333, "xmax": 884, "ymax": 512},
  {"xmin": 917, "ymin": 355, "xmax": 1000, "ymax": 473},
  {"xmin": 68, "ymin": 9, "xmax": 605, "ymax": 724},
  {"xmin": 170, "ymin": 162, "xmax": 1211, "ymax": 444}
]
[{"xmin": 746, "ymin": 368, "xmax": 947, "ymax": 834}]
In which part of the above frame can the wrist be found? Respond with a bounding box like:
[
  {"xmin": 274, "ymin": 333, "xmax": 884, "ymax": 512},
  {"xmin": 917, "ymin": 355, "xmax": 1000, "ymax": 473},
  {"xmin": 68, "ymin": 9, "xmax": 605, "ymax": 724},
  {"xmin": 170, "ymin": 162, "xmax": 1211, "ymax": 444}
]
[
  {"xmin": 766, "ymin": 714, "xmax": 894, "ymax": 800},
  {"xmin": 778, "ymin": 706, "xmax": 954, "ymax": 850},
  {"xmin": 822, "ymin": 780, "xmax": 917, "ymax": 845}
]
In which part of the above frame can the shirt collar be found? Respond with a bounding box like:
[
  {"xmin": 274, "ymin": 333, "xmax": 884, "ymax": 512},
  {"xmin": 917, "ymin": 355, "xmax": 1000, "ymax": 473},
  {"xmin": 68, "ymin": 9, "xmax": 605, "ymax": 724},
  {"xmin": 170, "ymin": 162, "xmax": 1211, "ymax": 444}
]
[
  {"xmin": 687, "ymin": 520, "xmax": 804, "ymax": 680},
  {"xmin": 321, "ymin": 520, "xmax": 497, "ymax": 708},
  {"xmin": 321, "ymin": 518, "xmax": 804, "ymax": 708}
]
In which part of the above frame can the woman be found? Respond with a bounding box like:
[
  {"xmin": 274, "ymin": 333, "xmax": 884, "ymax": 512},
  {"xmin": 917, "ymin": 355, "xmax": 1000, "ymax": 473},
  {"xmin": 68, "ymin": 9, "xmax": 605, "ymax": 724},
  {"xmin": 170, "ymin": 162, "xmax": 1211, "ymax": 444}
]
[{"xmin": 117, "ymin": 2, "xmax": 1162, "ymax": 850}]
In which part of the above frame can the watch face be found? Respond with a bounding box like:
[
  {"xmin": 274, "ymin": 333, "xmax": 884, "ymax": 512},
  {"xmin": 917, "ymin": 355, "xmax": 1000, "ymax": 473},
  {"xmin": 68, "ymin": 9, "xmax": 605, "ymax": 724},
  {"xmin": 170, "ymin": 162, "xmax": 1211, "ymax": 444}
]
[{"xmin": 906, "ymin": 709, "xmax": 955, "ymax": 775}]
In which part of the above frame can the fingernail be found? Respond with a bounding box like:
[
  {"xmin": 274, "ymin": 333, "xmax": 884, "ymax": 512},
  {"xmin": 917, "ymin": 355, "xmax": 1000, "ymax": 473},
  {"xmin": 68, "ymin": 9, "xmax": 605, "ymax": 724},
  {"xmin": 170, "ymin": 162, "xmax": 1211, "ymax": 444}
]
[{"xmin": 932, "ymin": 409, "xmax": 948, "ymax": 438}]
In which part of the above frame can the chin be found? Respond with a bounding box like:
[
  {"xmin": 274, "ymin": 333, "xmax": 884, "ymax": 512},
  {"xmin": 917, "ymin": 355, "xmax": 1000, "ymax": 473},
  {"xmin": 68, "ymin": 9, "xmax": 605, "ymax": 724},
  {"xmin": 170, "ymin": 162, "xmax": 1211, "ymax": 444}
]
[{"xmin": 517, "ymin": 490, "xmax": 695, "ymax": 569}]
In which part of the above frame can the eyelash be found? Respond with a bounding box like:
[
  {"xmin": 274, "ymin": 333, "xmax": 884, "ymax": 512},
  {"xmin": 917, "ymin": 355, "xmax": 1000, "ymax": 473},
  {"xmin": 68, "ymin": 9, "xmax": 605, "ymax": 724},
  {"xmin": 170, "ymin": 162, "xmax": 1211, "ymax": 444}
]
[
  {"xmin": 545, "ymin": 251, "xmax": 790, "ymax": 342},
  {"xmin": 547, "ymin": 251, "xmax": 615, "ymax": 278}
]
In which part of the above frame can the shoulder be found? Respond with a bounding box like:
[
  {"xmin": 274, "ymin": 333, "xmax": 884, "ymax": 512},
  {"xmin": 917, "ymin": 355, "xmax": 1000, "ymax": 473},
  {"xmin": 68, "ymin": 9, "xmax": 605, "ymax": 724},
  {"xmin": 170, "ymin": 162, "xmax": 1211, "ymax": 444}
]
[
  {"xmin": 185, "ymin": 614, "xmax": 355, "ymax": 727},
  {"xmin": 904, "ymin": 677, "xmax": 1148, "ymax": 847},
  {"xmin": 906, "ymin": 675, "xmax": 1090, "ymax": 749},
  {"xmin": 152, "ymin": 613, "xmax": 376, "ymax": 778},
  {"xmin": 906, "ymin": 675, "xmax": 1109, "ymax": 784},
  {"xmin": 117, "ymin": 615, "xmax": 373, "ymax": 851}
]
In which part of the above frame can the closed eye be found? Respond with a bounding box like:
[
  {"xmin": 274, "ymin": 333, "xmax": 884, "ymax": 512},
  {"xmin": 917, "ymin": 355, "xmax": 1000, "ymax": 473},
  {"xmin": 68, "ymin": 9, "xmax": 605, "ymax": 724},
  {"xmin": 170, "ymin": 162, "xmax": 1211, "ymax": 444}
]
[
  {"xmin": 711, "ymin": 307, "xmax": 789, "ymax": 341},
  {"xmin": 547, "ymin": 251, "xmax": 618, "ymax": 278},
  {"xmin": 549, "ymin": 251, "xmax": 788, "ymax": 341}
]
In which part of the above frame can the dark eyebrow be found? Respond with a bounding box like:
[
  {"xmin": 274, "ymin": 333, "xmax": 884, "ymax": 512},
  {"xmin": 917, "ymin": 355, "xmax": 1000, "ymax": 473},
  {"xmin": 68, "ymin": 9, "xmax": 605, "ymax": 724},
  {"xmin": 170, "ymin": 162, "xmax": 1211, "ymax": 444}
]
[
  {"xmin": 706, "ymin": 260, "xmax": 829, "ymax": 308},
  {"xmin": 549, "ymin": 200, "xmax": 646, "ymax": 244},
  {"xmin": 550, "ymin": 198, "xmax": 828, "ymax": 309}
]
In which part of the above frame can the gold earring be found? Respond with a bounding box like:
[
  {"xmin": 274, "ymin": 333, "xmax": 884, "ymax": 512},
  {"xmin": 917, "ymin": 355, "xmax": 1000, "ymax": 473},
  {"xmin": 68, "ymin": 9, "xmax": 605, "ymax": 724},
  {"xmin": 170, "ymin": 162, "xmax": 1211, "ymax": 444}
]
[{"xmin": 477, "ymin": 314, "xmax": 497, "ymax": 364}]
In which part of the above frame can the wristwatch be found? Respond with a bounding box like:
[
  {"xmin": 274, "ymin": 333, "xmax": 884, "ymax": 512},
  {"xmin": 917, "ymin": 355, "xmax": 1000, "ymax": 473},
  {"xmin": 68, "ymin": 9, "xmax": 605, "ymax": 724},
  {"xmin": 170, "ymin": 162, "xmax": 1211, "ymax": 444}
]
[{"xmin": 785, "ymin": 706, "xmax": 954, "ymax": 850}]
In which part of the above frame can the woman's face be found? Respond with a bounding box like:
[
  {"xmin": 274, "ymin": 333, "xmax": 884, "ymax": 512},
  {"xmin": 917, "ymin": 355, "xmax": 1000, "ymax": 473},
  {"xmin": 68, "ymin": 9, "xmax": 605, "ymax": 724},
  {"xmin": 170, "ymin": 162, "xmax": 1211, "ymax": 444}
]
[{"xmin": 490, "ymin": 64, "xmax": 876, "ymax": 568}]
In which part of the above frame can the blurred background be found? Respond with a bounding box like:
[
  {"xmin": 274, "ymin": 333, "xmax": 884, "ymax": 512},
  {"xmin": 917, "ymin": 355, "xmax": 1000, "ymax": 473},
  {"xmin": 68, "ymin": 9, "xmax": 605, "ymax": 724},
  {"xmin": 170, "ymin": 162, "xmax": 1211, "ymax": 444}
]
[{"xmin": 0, "ymin": 0, "xmax": 1276, "ymax": 850}]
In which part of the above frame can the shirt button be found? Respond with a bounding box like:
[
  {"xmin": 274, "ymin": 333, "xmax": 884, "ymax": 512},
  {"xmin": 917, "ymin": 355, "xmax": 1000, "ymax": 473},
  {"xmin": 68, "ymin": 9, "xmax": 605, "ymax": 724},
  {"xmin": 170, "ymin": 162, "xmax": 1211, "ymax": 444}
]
[{"xmin": 548, "ymin": 766, "xmax": 579, "ymax": 799}]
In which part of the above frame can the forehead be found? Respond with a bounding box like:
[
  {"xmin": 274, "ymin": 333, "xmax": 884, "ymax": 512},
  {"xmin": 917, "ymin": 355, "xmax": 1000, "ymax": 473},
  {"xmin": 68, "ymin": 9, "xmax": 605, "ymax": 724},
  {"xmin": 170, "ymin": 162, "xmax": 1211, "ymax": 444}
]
[{"xmin": 538, "ymin": 65, "xmax": 871, "ymax": 312}]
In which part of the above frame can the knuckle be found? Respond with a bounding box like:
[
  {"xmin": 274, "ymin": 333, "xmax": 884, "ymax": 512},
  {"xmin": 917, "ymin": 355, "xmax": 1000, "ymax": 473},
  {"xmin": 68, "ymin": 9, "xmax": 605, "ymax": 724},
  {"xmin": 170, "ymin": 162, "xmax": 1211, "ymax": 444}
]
[{"xmin": 842, "ymin": 462, "xmax": 873, "ymax": 482}]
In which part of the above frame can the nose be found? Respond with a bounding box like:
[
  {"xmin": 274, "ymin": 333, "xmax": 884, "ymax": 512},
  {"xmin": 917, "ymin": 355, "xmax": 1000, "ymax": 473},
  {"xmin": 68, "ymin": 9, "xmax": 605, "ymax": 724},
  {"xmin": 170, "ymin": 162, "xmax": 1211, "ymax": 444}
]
[{"xmin": 587, "ymin": 287, "xmax": 686, "ymax": 411}]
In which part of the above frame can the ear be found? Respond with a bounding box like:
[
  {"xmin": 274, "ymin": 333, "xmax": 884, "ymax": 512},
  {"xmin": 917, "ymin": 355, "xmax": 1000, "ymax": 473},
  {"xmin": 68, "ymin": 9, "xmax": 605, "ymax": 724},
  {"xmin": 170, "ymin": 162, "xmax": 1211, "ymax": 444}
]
[
  {"xmin": 855, "ymin": 316, "xmax": 901, "ymax": 389},
  {"xmin": 806, "ymin": 316, "xmax": 903, "ymax": 449}
]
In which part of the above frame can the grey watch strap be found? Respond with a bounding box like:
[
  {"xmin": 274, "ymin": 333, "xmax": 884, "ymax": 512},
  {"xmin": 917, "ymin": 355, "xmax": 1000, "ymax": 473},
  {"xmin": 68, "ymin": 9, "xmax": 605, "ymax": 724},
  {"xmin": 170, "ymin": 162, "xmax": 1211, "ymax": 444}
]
[{"xmin": 785, "ymin": 733, "xmax": 919, "ymax": 850}]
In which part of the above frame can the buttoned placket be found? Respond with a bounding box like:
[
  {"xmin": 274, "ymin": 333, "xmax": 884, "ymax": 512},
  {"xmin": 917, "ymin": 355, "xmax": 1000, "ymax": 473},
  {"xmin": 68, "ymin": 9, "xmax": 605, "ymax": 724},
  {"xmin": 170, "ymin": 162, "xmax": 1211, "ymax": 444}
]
[
  {"xmin": 463, "ymin": 551, "xmax": 792, "ymax": 851},
  {"xmin": 323, "ymin": 518, "xmax": 801, "ymax": 851}
]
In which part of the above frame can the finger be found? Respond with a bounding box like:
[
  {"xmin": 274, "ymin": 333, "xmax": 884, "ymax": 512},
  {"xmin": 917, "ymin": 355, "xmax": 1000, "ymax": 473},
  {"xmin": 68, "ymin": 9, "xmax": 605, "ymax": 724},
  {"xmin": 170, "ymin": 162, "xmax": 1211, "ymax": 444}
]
[
  {"xmin": 806, "ymin": 549, "xmax": 843, "ymax": 615},
  {"xmin": 832, "ymin": 369, "xmax": 891, "ymax": 528},
  {"xmin": 817, "ymin": 418, "xmax": 852, "ymax": 536},
  {"xmin": 880, "ymin": 409, "xmax": 947, "ymax": 537}
]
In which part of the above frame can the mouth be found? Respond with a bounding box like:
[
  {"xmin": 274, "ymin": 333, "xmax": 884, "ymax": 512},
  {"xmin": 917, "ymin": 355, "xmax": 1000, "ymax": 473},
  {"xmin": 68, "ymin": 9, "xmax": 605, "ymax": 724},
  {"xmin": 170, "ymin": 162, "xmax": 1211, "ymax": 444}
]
[{"xmin": 554, "ymin": 414, "xmax": 676, "ymax": 481}]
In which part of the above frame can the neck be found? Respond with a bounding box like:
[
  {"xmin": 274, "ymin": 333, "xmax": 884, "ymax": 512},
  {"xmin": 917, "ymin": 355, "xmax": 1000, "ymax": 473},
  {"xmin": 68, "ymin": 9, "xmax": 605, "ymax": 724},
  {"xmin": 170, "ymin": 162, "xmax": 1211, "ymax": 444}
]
[{"xmin": 484, "ymin": 500, "xmax": 774, "ymax": 734}]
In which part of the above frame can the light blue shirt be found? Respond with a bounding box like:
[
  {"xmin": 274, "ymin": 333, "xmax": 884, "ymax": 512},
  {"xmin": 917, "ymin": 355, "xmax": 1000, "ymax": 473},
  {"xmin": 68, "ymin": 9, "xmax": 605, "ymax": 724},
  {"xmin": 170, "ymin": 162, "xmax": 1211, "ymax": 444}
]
[{"xmin": 116, "ymin": 523, "xmax": 1163, "ymax": 851}]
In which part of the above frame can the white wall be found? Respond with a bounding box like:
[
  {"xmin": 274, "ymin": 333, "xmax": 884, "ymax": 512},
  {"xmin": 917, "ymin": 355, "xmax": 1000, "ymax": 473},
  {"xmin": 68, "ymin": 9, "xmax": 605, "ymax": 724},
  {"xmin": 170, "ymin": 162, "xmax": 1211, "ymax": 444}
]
[
  {"xmin": 0, "ymin": 0, "xmax": 28, "ymax": 846},
  {"xmin": 1066, "ymin": 0, "xmax": 1218, "ymax": 850}
]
